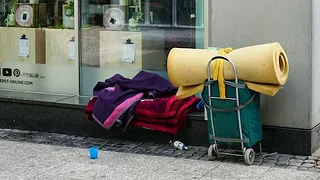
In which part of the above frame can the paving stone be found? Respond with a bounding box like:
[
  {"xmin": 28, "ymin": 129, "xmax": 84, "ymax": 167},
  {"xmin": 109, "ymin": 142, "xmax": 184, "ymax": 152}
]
[
  {"xmin": 307, "ymin": 168, "xmax": 320, "ymax": 173},
  {"xmin": 233, "ymin": 156, "xmax": 241, "ymax": 162},
  {"xmin": 258, "ymin": 152, "xmax": 269, "ymax": 156},
  {"xmin": 5, "ymin": 135, "xmax": 23, "ymax": 142},
  {"xmin": 53, "ymin": 134, "xmax": 69, "ymax": 139},
  {"xmin": 60, "ymin": 140, "xmax": 82, "ymax": 147},
  {"xmin": 159, "ymin": 149, "xmax": 176, "ymax": 156},
  {"xmin": 192, "ymin": 149, "xmax": 207, "ymax": 156},
  {"xmin": 199, "ymin": 156, "xmax": 210, "ymax": 161},
  {"xmin": 59, "ymin": 136, "xmax": 85, "ymax": 145},
  {"xmin": 126, "ymin": 143, "xmax": 143, "ymax": 149},
  {"xmin": 179, "ymin": 148, "xmax": 197, "ymax": 158},
  {"xmin": 113, "ymin": 148, "xmax": 128, "ymax": 152},
  {"xmin": 217, "ymin": 154, "xmax": 226, "ymax": 160},
  {"xmin": 278, "ymin": 157, "xmax": 292, "ymax": 162},
  {"xmin": 297, "ymin": 167, "xmax": 309, "ymax": 171},
  {"xmin": 148, "ymin": 146, "xmax": 169, "ymax": 155},
  {"xmin": 0, "ymin": 130, "xmax": 9, "ymax": 138},
  {"xmin": 253, "ymin": 161, "xmax": 263, "ymax": 166},
  {"xmin": 288, "ymin": 162, "xmax": 303, "ymax": 167},
  {"xmin": 254, "ymin": 157, "xmax": 264, "ymax": 163},
  {"xmin": 308, "ymin": 156, "xmax": 318, "ymax": 160},
  {"xmin": 263, "ymin": 159, "xmax": 277, "ymax": 164},
  {"xmin": 276, "ymin": 160, "xmax": 289, "ymax": 166},
  {"xmin": 289, "ymin": 158, "xmax": 304, "ymax": 163},
  {"xmin": 192, "ymin": 148, "xmax": 207, "ymax": 154},
  {"xmin": 286, "ymin": 166, "xmax": 298, "ymax": 170},
  {"xmin": 261, "ymin": 163, "xmax": 276, "ymax": 167},
  {"xmin": 99, "ymin": 140, "xmax": 119, "ymax": 146},
  {"xmin": 191, "ymin": 153, "xmax": 207, "ymax": 160},
  {"xmin": 168, "ymin": 150, "xmax": 185, "ymax": 158},
  {"xmin": 103, "ymin": 147, "xmax": 119, "ymax": 152},
  {"xmin": 286, "ymin": 165, "xmax": 298, "ymax": 170},
  {"xmin": 116, "ymin": 142, "xmax": 142, "ymax": 150},
  {"xmin": 275, "ymin": 164, "xmax": 288, "ymax": 168},
  {"xmin": 30, "ymin": 132, "xmax": 53, "ymax": 143},
  {"xmin": 279, "ymin": 154, "xmax": 294, "ymax": 158},
  {"xmin": 189, "ymin": 155, "xmax": 202, "ymax": 160},
  {"xmin": 222, "ymin": 155, "xmax": 239, "ymax": 163},
  {"xmin": 2, "ymin": 129, "xmax": 14, "ymax": 132},
  {"xmin": 163, "ymin": 146, "xmax": 176, "ymax": 151},
  {"xmin": 41, "ymin": 135, "xmax": 73, "ymax": 146},
  {"xmin": 304, "ymin": 159, "xmax": 316, "ymax": 164},
  {"xmin": 132, "ymin": 148, "xmax": 149, "ymax": 154},
  {"xmin": 301, "ymin": 163, "xmax": 315, "ymax": 168},
  {"xmin": 73, "ymin": 141, "xmax": 96, "ymax": 149},
  {"xmin": 147, "ymin": 145, "xmax": 164, "ymax": 151},
  {"xmin": 264, "ymin": 155, "xmax": 279, "ymax": 161},
  {"xmin": 255, "ymin": 155, "xmax": 264, "ymax": 160},
  {"xmin": 80, "ymin": 137, "xmax": 107, "ymax": 147},
  {"xmin": 113, "ymin": 141, "xmax": 133, "ymax": 147},
  {"xmin": 118, "ymin": 145, "xmax": 139, "ymax": 151},
  {"xmin": 234, "ymin": 157, "xmax": 245, "ymax": 164},
  {"xmin": 12, "ymin": 129, "xmax": 25, "ymax": 133},
  {"xmin": 278, "ymin": 156, "xmax": 290, "ymax": 160},
  {"xmin": 62, "ymin": 138, "xmax": 92, "ymax": 148},
  {"xmin": 295, "ymin": 155, "xmax": 308, "ymax": 160}
]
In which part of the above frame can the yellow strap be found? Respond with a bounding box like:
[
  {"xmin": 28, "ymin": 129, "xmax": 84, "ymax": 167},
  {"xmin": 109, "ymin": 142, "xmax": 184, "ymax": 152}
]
[{"xmin": 211, "ymin": 47, "xmax": 233, "ymax": 99}]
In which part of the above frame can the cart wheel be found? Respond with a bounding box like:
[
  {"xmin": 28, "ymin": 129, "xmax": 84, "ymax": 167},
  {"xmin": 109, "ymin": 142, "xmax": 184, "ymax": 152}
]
[
  {"xmin": 244, "ymin": 148, "xmax": 255, "ymax": 165},
  {"xmin": 208, "ymin": 144, "xmax": 218, "ymax": 161}
]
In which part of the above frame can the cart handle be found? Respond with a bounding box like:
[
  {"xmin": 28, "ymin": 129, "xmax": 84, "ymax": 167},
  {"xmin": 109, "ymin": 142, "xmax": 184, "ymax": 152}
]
[{"xmin": 201, "ymin": 91, "xmax": 257, "ymax": 113}]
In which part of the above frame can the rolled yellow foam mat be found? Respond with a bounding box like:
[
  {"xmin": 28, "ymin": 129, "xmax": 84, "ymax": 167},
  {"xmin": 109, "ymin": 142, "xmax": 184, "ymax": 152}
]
[
  {"xmin": 244, "ymin": 82, "xmax": 281, "ymax": 97},
  {"xmin": 167, "ymin": 42, "xmax": 289, "ymax": 99},
  {"xmin": 167, "ymin": 48, "xmax": 220, "ymax": 87},
  {"xmin": 226, "ymin": 42, "xmax": 289, "ymax": 85},
  {"xmin": 168, "ymin": 42, "xmax": 289, "ymax": 86}
]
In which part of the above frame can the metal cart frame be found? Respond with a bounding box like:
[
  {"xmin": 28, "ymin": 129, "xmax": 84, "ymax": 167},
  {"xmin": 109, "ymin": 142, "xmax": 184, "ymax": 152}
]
[{"xmin": 204, "ymin": 56, "xmax": 277, "ymax": 165}]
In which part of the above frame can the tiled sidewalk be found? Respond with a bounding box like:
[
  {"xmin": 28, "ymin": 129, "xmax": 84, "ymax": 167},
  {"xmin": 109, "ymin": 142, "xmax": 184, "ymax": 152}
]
[
  {"xmin": 0, "ymin": 129, "xmax": 319, "ymax": 173},
  {"xmin": 1, "ymin": 139, "xmax": 320, "ymax": 180}
]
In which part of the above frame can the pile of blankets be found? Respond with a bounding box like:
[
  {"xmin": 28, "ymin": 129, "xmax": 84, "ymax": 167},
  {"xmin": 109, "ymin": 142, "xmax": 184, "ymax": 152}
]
[{"xmin": 85, "ymin": 71, "xmax": 200, "ymax": 135}]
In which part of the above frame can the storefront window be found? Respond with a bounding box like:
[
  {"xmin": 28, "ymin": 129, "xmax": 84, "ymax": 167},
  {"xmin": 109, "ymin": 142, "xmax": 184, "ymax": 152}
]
[
  {"xmin": 0, "ymin": 0, "xmax": 205, "ymax": 96},
  {"xmin": 0, "ymin": 0, "xmax": 77, "ymax": 95},
  {"xmin": 79, "ymin": 0, "xmax": 205, "ymax": 96}
]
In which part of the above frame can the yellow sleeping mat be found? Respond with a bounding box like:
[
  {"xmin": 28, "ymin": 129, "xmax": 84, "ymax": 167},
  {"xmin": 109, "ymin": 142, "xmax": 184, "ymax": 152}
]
[{"xmin": 167, "ymin": 42, "xmax": 289, "ymax": 100}]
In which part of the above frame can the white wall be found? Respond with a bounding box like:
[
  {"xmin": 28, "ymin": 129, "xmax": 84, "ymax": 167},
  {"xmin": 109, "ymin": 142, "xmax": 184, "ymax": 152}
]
[
  {"xmin": 209, "ymin": 0, "xmax": 312, "ymax": 129},
  {"xmin": 312, "ymin": 0, "xmax": 320, "ymax": 128}
]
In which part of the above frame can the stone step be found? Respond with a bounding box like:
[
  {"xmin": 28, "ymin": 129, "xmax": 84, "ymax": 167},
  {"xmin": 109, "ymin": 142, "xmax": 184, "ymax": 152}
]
[{"xmin": 0, "ymin": 90, "xmax": 315, "ymax": 156}]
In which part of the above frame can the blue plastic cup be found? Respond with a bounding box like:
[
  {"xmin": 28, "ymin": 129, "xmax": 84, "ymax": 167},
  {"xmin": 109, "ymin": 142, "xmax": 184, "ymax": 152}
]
[{"xmin": 89, "ymin": 146, "xmax": 98, "ymax": 159}]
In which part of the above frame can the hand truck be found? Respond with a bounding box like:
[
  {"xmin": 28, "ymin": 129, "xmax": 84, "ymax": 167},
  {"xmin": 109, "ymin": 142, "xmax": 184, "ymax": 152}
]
[{"xmin": 203, "ymin": 56, "xmax": 277, "ymax": 165}]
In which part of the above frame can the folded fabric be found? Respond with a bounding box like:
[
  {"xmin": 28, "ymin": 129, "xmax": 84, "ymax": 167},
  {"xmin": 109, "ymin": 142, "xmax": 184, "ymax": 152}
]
[
  {"xmin": 131, "ymin": 95, "xmax": 200, "ymax": 135},
  {"xmin": 85, "ymin": 96, "xmax": 97, "ymax": 120},
  {"xmin": 134, "ymin": 96, "xmax": 200, "ymax": 122},
  {"xmin": 87, "ymin": 70, "xmax": 177, "ymax": 131}
]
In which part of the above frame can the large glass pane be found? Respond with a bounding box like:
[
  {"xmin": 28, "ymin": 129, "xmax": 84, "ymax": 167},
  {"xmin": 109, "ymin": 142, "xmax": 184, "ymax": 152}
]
[
  {"xmin": 79, "ymin": 0, "xmax": 204, "ymax": 96},
  {"xmin": 0, "ymin": 0, "xmax": 77, "ymax": 95}
]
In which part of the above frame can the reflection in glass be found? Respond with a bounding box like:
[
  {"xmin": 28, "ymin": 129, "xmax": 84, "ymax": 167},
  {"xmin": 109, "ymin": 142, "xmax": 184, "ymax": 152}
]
[
  {"xmin": 0, "ymin": 0, "xmax": 77, "ymax": 94},
  {"xmin": 79, "ymin": 0, "xmax": 204, "ymax": 96},
  {"xmin": 79, "ymin": 0, "xmax": 200, "ymax": 67}
]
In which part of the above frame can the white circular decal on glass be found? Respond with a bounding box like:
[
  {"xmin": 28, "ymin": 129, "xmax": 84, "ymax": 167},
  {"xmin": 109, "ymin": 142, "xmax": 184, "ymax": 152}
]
[
  {"xmin": 103, "ymin": 7, "xmax": 125, "ymax": 30},
  {"xmin": 15, "ymin": 5, "xmax": 33, "ymax": 27}
]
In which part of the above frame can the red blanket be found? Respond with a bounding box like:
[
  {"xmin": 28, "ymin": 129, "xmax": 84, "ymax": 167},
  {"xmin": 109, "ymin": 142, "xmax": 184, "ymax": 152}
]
[
  {"xmin": 131, "ymin": 96, "xmax": 200, "ymax": 135},
  {"xmin": 85, "ymin": 97, "xmax": 97, "ymax": 121}
]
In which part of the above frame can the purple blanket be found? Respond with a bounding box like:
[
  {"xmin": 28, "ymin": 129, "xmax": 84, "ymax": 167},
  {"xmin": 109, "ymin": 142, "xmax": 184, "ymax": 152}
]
[{"xmin": 92, "ymin": 71, "xmax": 177, "ymax": 131}]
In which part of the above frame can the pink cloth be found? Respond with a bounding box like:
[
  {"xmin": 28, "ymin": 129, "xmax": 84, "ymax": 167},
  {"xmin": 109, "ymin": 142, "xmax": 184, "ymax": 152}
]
[{"xmin": 131, "ymin": 96, "xmax": 200, "ymax": 135}]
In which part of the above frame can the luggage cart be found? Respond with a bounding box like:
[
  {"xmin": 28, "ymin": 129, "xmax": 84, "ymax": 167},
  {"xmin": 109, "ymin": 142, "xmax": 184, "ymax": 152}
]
[{"xmin": 203, "ymin": 56, "xmax": 276, "ymax": 165}]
